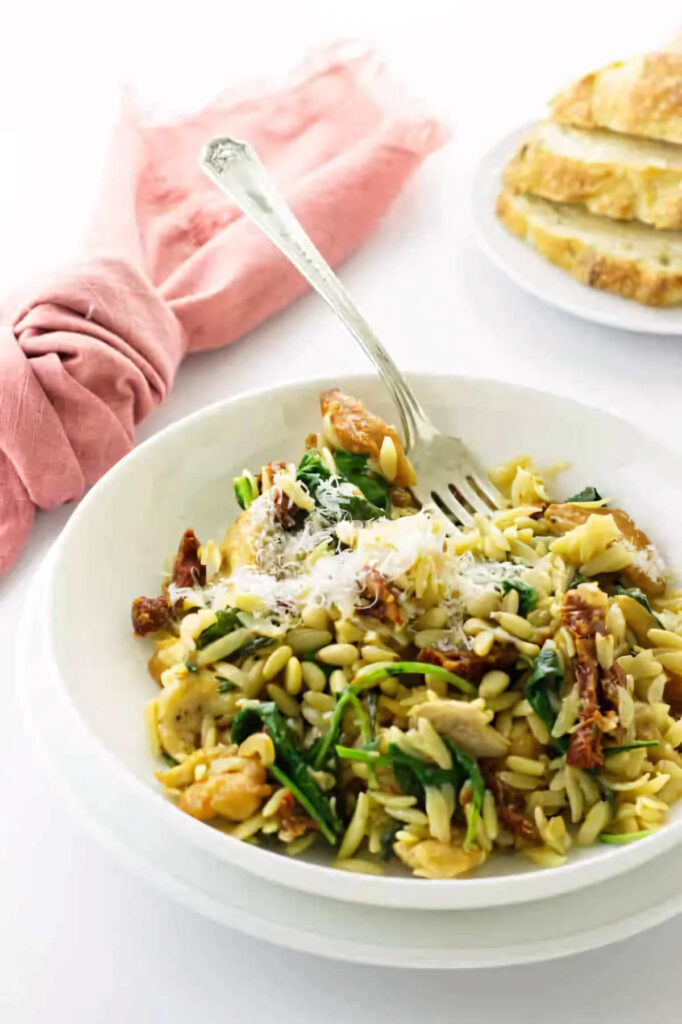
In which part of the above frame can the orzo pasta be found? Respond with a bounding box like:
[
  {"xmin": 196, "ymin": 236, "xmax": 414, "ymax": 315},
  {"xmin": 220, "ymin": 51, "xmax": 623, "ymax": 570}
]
[{"xmin": 131, "ymin": 389, "xmax": 682, "ymax": 879}]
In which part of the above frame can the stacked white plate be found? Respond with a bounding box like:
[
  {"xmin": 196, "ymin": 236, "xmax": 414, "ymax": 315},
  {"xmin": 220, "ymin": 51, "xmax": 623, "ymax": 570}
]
[
  {"xmin": 22, "ymin": 374, "xmax": 682, "ymax": 968},
  {"xmin": 471, "ymin": 124, "xmax": 682, "ymax": 335}
]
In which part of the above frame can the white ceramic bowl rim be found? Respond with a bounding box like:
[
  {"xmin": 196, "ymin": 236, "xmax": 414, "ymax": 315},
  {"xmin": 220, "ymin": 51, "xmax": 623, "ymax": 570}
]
[{"xmin": 43, "ymin": 372, "xmax": 682, "ymax": 910}]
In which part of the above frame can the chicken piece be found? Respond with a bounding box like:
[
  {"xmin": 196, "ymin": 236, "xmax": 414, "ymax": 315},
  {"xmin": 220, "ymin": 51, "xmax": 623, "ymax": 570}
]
[
  {"xmin": 156, "ymin": 744, "xmax": 236, "ymax": 788},
  {"xmin": 419, "ymin": 646, "xmax": 518, "ymax": 684},
  {"xmin": 222, "ymin": 506, "xmax": 263, "ymax": 570},
  {"xmin": 388, "ymin": 486, "xmax": 415, "ymax": 508},
  {"xmin": 178, "ymin": 759, "xmax": 272, "ymax": 822},
  {"xmin": 394, "ymin": 830, "xmax": 483, "ymax": 878},
  {"xmin": 320, "ymin": 389, "xmax": 416, "ymax": 487},
  {"xmin": 409, "ymin": 700, "xmax": 510, "ymax": 758},
  {"xmin": 148, "ymin": 649, "xmax": 169, "ymax": 685},
  {"xmin": 545, "ymin": 503, "xmax": 665, "ymax": 596},
  {"xmin": 156, "ymin": 672, "xmax": 233, "ymax": 760}
]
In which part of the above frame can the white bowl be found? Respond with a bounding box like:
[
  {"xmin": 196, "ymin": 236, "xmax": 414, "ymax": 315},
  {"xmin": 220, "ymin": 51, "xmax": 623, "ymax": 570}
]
[{"xmin": 44, "ymin": 373, "xmax": 682, "ymax": 910}]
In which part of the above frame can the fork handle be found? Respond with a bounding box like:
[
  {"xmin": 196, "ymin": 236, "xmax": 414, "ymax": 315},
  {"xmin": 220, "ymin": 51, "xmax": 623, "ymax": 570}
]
[{"xmin": 201, "ymin": 137, "xmax": 436, "ymax": 451}]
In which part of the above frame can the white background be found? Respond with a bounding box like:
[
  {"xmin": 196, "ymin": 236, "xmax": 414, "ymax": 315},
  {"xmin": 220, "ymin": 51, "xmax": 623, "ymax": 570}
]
[{"xmin": 3, "ymin": 0, "xmax": 682, "ymax": 1020}]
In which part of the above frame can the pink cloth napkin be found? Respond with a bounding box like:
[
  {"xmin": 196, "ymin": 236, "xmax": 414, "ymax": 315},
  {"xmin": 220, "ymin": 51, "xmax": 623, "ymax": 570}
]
[{"xmin": 0, "ymin": 42, "xmax": 446, "ymax": 576}]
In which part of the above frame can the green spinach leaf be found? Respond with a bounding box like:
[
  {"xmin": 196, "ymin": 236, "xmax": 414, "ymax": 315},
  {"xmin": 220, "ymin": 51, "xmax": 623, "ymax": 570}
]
[
  {"xmin": 312, "ymin": 686, "xmax": 370, "ymax": 769},
  {"xmin": 614, "ymin": 584, "xmax": 664, "ymax": 627},
  {"xmin": 334, "ymin": 451, "xmax": 390, "ymax": 510},
  {"xmin": 196, "ymin": 608, "xmax": 243, "ymax": 649},
  {"xmin": 341, "ymin": 494, "xmax": 386, "ymax": 522},
  {"xmin": 567, "ymin": 571, "xmax": 592, "ymax": 590},
  {"xmin": 599, "ymin": 829, "xmax": 653, "ymax": 844},
  {"xmin": 233, "ymin": 472, "xmax": 258, "ymax": 510},
  {"xmin": 604, "ymin": 740, "xmax": 659, "ymax": 757},
  {"xmin": 566, "ymin": 487, "xmax": 603, "ymax": 503},
  {"xmin": 388, "ymin": 743, "xmax": 456, "ymax": 799},
  {"xmin": 231, "ymin": 702, "xmax": 341, "ymax": 845},
  {"xmin": 216, "ymin": 677, "xmax": 236, "ymax": 693},
  {"xmin": 378, "ymin": 823, "xmax": 402, "ymax": 861},
  {"xmin": 296, "ymin": 450, "xmax": 385, "ymax": 521},
  {"xmin": 302, "ymin": 650, "xmax": 333, "ymax": 678},
  {"xmin": 525, "ymin": 646, "xmax": 569, "ymax": 753},
  {"xmin": 238, "ymin": 635, "xmax": 277, "ymax": 658},
  {"xmin": 444, "ymin": 738, "xmax": 485, "ymax": 851},
  {"xmin": 296, "ymin": 450, "xmax": 330, "ymax": 500},
  {"xmin": 502, "ymin": 579, "xmax": 538, "ymax": 616},
  {"xmin": 353, "ymin": 660, "xmax": 476, "ymax": 697}
]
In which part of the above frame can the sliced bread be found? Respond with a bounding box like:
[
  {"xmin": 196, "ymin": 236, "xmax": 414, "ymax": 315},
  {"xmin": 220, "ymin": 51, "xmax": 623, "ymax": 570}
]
[
  {"xmin": 496, "ymin": 190, "xmax": 682, "ymax": 306},
  {"xmin": 503, "ymin": 122, "xmax": 682, "ymax": 229},
  {"xmin": 550, "ymin": 53, "xmax": 682, "ymax": 144}
]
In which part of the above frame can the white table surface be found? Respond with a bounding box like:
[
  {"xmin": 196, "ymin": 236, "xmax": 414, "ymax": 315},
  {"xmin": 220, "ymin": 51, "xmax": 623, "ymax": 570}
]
[{"xmin": 4, "ymin": 1, "xmax": 682, "ymax": 1019}]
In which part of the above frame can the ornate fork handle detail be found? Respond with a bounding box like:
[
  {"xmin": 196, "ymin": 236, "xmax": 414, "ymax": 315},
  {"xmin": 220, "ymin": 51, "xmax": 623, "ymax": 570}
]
[{"xmin": 201, "ymin": 136, "xmax": 436, "ymax": 451}]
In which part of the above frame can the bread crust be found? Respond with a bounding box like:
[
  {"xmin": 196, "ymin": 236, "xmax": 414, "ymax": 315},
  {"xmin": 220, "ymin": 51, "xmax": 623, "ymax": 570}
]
[
  {"xmin": 550, "ymin": 54, "xmax": 682, "ymax": 144},
  {"xmin": 495, "ymin": 190, "xmax": 682, "ymax": 306},
  {"xmin": 503, "ymin": 127, "xmax": 682, "ymax": 229}
]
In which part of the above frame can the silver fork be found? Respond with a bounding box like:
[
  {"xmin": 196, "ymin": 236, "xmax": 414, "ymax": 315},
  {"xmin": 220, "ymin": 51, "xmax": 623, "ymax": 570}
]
[{"xmin": 200, "ymin": 137, "xmax": 503, "ymax": 525}]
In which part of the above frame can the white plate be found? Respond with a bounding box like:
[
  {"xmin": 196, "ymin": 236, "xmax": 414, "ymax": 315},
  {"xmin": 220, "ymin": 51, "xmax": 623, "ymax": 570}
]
[
  {"xmin": 20, "ymin": 561, "xmax": 682, "ymax": 968},
  {"xmin": 471, "ymin": 123, "xmax": 682, "ymax": 334},
  {"xmin": 42, "ymin": 374, "xmax": 682, "ymax": 910}
]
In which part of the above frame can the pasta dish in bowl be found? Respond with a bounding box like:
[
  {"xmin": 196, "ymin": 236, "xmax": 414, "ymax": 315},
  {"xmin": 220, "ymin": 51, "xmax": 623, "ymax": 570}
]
[{"xmin": 132, "ymin": 388, "xmax": 682, "ymax": 880}]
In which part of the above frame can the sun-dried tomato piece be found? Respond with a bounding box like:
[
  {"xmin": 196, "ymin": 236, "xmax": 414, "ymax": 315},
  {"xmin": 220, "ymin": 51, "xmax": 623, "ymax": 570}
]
[
  {"xmin": 131, "ymin": 596, "xmax": 172, "ymax": 637},
  {"xmin": 489, "ymin": 776, "xmax": 539, "ymax": 842},
  {"xmin": 277, "ymin": 789, "xmax": 318, "ymax": 839},
  {"xmin": 172, "ymin": 529, "xmax": 206, "ymax": 589},
  {"xmin": 418, "ymin": 646, "xmax": 517, "ymax": 684},
  {"xmin": 665, "ymin": 673, "xmax": 682, "ymax": 718},
  {"xmin": 601, "ymin": 661, "xmax": 627, "ymax": 711},
  {"xmin": 562, "ymin": 591, "xmax": 624, "ymax": 769},
  {"xmin": 568, "ymin": 718, "xmax": 605, "ymax": 770},
  {"xmin": 357, "ymin": 568, "xmax": 403, "ymax": 625}
]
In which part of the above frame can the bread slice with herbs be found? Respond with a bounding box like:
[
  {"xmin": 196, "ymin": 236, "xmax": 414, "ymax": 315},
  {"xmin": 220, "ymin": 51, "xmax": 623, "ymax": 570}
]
[
  {"xmin": 503, "ymin": 121, "xmax": 682, "ymax": 229},
  {"xmin": 550, "ymin": 53, "xmax": 682, "ymax": 144},
  {"xmin": 496, "ymin": 190, "xmax": 682, "ymax": 306}
]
